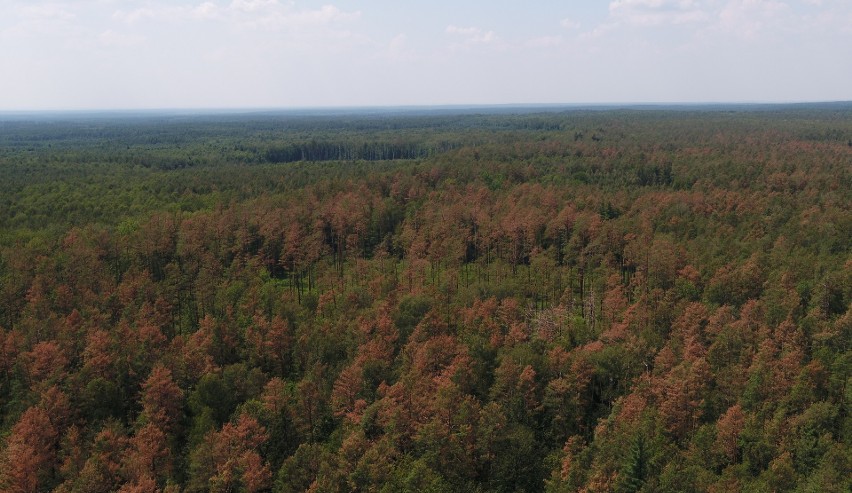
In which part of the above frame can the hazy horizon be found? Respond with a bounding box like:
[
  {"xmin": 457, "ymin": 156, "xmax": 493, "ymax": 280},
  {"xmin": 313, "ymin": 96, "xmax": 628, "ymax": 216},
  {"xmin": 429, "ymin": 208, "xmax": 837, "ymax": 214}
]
[
  {"xmin": 3, "ymin": 100, "xmax": 852, "ymax": 117},
  {"xmin": 2, "ymin": 1, "xmax": 851, "ymax": 111}
]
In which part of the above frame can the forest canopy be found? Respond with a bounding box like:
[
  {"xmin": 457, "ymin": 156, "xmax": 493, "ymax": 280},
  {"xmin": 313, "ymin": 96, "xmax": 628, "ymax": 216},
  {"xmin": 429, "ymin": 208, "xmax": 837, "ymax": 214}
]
[{"xmin": 0, "ymin": 105, "xmax": 850, "ymax": 492}]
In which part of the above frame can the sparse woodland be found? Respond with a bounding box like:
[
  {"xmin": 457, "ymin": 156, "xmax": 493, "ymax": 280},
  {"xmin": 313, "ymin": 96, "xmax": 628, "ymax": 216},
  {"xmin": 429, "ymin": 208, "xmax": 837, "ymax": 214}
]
[{"xmin": 0, "ymin": 106, "xmax": 850, "ymax": 492}]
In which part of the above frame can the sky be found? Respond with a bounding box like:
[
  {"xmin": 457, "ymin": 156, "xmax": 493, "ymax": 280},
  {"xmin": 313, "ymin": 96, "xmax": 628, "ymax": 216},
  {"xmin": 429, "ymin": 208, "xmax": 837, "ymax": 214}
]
[{"xmin": 0, "ymin": 0, "xmax": 850, "ymax": 110}]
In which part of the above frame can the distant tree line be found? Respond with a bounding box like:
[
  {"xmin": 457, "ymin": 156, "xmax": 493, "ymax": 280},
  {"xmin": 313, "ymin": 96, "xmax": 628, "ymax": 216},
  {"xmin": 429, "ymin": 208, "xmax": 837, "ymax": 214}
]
[{"xmin": 264, "ymin": 140, "xmax": 461, "ymax": 163}]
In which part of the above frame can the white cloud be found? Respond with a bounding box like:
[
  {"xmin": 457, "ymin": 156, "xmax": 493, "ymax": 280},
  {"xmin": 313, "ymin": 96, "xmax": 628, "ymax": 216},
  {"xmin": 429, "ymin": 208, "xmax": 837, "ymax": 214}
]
[
  {"xmin": 446, "ymin": 25, "xmax": 496, "ymax": 44},
  {"xmin": 378, "ymin": 33, "xmax": 416, "ymax": 62},
  {"xmin": 112, "ymin": 8, "xmax": 153, "ymax": 24},
  {"xmin": 560, "ymin": 17, "xmax": 580, "ymax": 29},
  {"xmin": 608, "ymin": 0, "xmax": 708, "ymax": 26},
  {"xmin": 114, "ymin": 2, "xmax": 360, "ymax": 30},
  {"xmin": 717, "ymin": 0, "xmax": 791, "ymax": 39},
  {"xmin": 1, "ymin": 2, "xmax": 80, "ymax": 40},
  {"xmin": 230, "ymin": 0, "xmax": 279, "ymax": 13},
  {"xmin": 388, "ymin": 33, "xmax": 407, "ymax": 55},
  {"xmin": 192, "ymin": 2, "xmax": 222, "ymax": 20},
  {"xmin": 446, "ymin": 25, "xmax": 479, "ymax": 36},
  {"xmin": 98, "ymin": 29, "xmax": 145, "ymax": 47},
  {"xmin": 595, "ymin": 0, "xmax": 840, "ymax": 41},
  {"xmin": 262, "ymin": 4, "xmax": 361, "ymax": 29},
  {"xmin": 19, "ymin": 4, "xmax": 76, "ymax": 21},
  {"xmin": 610, "ymin": 0, "xmax": 699, "ymax": 8},
  {"xmin": 525, "ymin": 35, "xmax": 563, "ymax": 48}
]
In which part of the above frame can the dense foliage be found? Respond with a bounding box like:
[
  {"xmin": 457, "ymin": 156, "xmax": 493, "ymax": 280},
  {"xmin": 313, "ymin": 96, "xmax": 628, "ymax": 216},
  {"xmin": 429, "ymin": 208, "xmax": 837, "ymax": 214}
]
[{"xmin": 0, "ymin": 106, "xmax": 850, "ymax": 492}]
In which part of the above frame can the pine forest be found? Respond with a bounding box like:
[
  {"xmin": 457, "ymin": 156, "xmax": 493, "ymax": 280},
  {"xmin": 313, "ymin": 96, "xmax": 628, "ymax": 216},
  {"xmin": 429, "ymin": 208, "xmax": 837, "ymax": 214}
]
[{"xmin": 0, "ymin": 105, "xmax": 850, "ymax": 492}]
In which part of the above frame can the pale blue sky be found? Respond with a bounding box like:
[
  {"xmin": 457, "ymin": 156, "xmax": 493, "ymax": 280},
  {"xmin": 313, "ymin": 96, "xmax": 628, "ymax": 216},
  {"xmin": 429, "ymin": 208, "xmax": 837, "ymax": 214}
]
[{"xmin": 1, "ymin": 0, "xmax": 849, "ymax": 110}]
